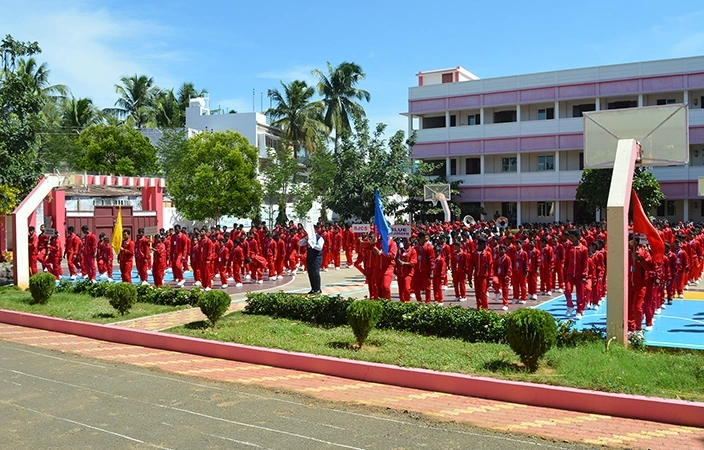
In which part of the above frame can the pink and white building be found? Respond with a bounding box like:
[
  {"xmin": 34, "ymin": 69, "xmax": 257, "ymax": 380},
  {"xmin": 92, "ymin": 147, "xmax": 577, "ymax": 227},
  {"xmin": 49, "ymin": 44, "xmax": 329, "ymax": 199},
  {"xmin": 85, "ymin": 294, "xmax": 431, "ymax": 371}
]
[{"xmin": 406, "ymin": 57, "xmax": 704, "ymax": 225}]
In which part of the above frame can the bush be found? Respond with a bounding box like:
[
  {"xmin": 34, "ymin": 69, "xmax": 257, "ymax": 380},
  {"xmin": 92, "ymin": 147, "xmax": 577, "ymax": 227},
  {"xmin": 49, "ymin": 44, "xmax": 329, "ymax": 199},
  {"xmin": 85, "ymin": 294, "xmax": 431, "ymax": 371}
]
[
  {"xmin": 107, "ymin": 282, "xmax": 137, "ymax": 315},
  {"xmin": 28, "ymin": 272, "xmax": 56, "ymax": 304},
  {"xmin": 347, "ymin": 300, "xmax": 383, "ymax": 348},
  {"xmin": 504, "ymin": 309, "xmax": 557, "ymax": 372},
  {"xmin": 556, "ymin": 320, "xmax": 605, "ymax": 348},
  {"xmin": 198, "ymin": 290, "xmax": 231, "ymax": 326}
]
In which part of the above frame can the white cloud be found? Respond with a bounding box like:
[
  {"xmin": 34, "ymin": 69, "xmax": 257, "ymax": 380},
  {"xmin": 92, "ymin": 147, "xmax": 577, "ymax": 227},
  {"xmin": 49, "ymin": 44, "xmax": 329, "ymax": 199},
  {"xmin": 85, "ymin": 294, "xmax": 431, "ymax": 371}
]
[{"xmin": 0, "ymin": 0, "xmax": 181, "ymax": 109}]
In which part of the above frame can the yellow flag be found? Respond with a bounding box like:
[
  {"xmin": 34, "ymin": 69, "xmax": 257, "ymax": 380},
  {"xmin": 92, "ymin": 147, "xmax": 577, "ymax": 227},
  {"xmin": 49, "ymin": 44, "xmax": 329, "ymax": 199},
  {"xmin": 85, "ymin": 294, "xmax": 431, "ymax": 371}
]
[{"xmin": 111, "ymin": 206, "xmax": 123, "ymax": 255}]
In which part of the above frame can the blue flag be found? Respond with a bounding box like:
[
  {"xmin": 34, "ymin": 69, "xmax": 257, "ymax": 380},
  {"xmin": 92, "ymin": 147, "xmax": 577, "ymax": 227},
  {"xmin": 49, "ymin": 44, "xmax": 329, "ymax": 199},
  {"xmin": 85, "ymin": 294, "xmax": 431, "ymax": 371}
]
[{"xmin": 374, "ymin": 189, "xmax": 392, "ymax": 255}]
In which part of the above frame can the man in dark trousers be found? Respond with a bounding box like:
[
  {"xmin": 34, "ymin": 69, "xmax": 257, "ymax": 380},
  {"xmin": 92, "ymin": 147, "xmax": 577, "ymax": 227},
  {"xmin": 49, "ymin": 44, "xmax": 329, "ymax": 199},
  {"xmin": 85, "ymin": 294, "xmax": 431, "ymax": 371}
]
[{"xmin": 306, "ymin": 228, "xmax": 324, "ymax": 294}]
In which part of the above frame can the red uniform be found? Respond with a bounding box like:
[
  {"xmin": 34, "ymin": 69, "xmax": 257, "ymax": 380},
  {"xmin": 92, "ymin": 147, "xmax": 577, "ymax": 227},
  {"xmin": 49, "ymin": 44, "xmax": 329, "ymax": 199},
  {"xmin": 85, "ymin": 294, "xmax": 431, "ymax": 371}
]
[
  {"xmin": 413, "ymin": 241, "xmax": 434, "ymax": 303},
  {"xmin": 470, "ymin": 247, "xmax": 493, "ymax": 310},
  {"xmin": 495, "ymin": 253, "xmax": 513, "ymax": 307},
  {"xmin": 397, "ymin": 245, "xmax": 417, "ymax": 302},
  {"xmin": 199, "ymin": 237, "xmax": 216, "ymax": 288},
  {"xmin": 451, "ymin": 248, "xmax": 469, "ymax": 301},
  {"xmin": 628, "ymin": 245, "xmax": 653, "ymax": 332},
  {"xmin": 564, "ymin": 241, "xmax": 589, "ymax": 314},
  {"xmin": 64, "ymin": 233, "xmax": 82, "ymax": 277},
  {"xmin": 432, "ymin": 255, "xmax": 447, "ymax": 303},
  {"xmin": 152, "ymin": 241, "xmax": 167, "ymax": 287},
  {"xmin": 28, "ymin": 233, "xmax": 39, "ymax": 276},
  {"xmin": 82, "ymin": 232, "xmax": 98, "ymax": 281},
  {"xmin": 370, "ymin": 239, "xmax": 397, "ymax": 300},
  {"xmin": 119, "ymin": 238, "xmax": 135, "ymax": 283},
  {"xmin": 47, "ymin": 237, "xmax": 63, "ymax": 280},
  {"xmin": 136, "ymin": 236, "xmax": 151, "ymax": 283},
  {"xmin": 170, "ymin": 231, "xmax": 189, "ymax": 283}
]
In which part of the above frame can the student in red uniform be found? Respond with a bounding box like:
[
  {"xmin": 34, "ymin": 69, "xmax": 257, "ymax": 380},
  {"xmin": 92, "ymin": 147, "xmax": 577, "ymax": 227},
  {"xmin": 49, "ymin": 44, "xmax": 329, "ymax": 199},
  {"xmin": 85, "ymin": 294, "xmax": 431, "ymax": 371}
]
[
  {"xmin": 526, "ymin": 240, "xmax": 540, "ymax": 301},
  {"xmin": 628, "ymin": 234, "xmax": 654, "ymax": 333},
  {"xmin": 46, "ymin": 234, "xmax": 63, "ymax": 281},
  {"xmin": 451, "ymin": 240, "xmax": 468, "ymax": 302},
  {"xmin": 413, "ymin": 232, "xmax": 434, "ymax": 303},
  {"xmin": 28, "ymin": 226, "xmax": 39, "ymax": 276},
  {"xmin": 64, "ymin": 226, "xmax": 82, "ymax": 280},
  {"xmin": 37, "ymin": 224, "xmax": 49, "ymax": 272},
  {"xmin": 101, "ymin": 234, "xmax": 114, "ymax": 281},
  {"xmin": 217, "ymin": 235, "xmax": 230, "ymax": 289},
  {"xmin": 539, "ymin": 236, "xmax": 554, "ymax": 295},
  {"xmin": 199, "ymin": 231, "xmax": 216, "ymax": 290},
  {"xmin": 151, "ymin": 234, "xmax": 167, "ymax": 287},
  {"xmin": 274, "ymin": 233, "xmax": 286, "ymax": 279},
  {"xmin": 244, "ymin": 254, "xmax": 268, "ymax": 284},
  {"xmin": 371, "ymin": 235, "xmax": 397, "ymax": 300},
  {"xmin": 81, "ymin": 225, "xmax": 98, "ymax": 281},
  {"xmin": 231, "ymin": 239, "xmax": 244, "ymax": 287},
  {"xmin": 136, "ymin": 228, "xmax": 151, "ymax": 285},
  {"xmin": 512, "ymin": 239, "xmax": 528, "ymax": 304},
  {"xmin": 564, "ymin": 230, "xmax": 589, "ymax": 318},
  {"xmin": 496, "ymin": 244, "xmax": 513, "ymax": 311},
  {"xmin": 396, "ymin": 237, "xmax": 417, "ymax": 302},
  {"xmin": 470, "ymin": 237, "xmax": 493, "ymax": 310},
  {"xmin": 171, "ymin": 224, "xmax": 188, "ymax": 287},
  {"xmin": 118, "ymin": 229, "xmax": 135, "ymax": 283},
  {"xmin": 432, "ymin": 246, "xmax": 446, "ymax": 303}
]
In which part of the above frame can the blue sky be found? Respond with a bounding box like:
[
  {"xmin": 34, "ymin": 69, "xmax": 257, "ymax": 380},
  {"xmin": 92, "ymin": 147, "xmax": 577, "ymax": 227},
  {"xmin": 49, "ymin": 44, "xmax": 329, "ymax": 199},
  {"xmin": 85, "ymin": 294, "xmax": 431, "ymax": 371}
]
[{"xmin": 2, "ymin": 0, "xmax": 704, "ymax": 136}]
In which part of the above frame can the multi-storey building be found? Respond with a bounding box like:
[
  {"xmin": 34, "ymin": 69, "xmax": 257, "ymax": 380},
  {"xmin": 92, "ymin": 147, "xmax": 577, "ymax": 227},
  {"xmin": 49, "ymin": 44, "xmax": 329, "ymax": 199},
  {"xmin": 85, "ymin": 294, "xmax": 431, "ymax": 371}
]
[{"xmin": 405, "ymin": 57, "xmax": 704, "ymax": 225}]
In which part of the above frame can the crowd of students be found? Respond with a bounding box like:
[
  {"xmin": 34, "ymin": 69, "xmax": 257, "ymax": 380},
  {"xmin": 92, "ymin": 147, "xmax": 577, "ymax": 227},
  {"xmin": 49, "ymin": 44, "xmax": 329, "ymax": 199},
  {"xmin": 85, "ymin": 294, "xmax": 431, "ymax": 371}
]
[{"xmin": 27, "ymin": 218, "xmax": 703, "ymax": 334}]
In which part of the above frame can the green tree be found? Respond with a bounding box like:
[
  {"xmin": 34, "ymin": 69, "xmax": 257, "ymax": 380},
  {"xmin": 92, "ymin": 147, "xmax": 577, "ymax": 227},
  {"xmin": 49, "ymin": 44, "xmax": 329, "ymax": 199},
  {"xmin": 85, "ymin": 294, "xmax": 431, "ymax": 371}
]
[
  {"xmin": 0, "ymin": 35, "xmax": 44, "ymax": 198},
  {"xmin": 260, "ymin": 143, "xmax": 300, "ymax": 226},
  {"xmin": 155, "ymin": 128, "xmax": 189, "ymax": 177},
  {"xmin": 107, "ymin": 74, "xmax": 159, "ymax": 128},
  {"xmin": 312, "ymin": 61, "xmax": 370, "ymax": 151},
  {"xmin": 76, "ymin": 124, "xmax": 159, "ymax": 176},
  {"xmin": 167, "ymin": 130, "xmax": 262, "ymax": 223},
  {"xmin": 266, "ymin": 80, "xmax": 328, "ymax": 156},
  {"xmin": 177, "ymin": 82, "xmax": 207, "ymax": 125},
  {"xmin": 154, "ymin": 88, "xmax": 181, "ymax": 128},
  {"xmin": 17, "ymin": 57, "xmax": 69, "ymax": 100},
  {"xmin": 305, "ymin": 144, "xmax": 336, "ymax": 222},
  {"xmin": 576, "ymin": 167, "xmax": 665, "ymax": 216},
  {"xmin": 62, "ymin": 96, "xmax": 102, "ymax": 129},
  {"xmin": 326, "ymin": 119, "xmax": 414, "ymax": 221}
]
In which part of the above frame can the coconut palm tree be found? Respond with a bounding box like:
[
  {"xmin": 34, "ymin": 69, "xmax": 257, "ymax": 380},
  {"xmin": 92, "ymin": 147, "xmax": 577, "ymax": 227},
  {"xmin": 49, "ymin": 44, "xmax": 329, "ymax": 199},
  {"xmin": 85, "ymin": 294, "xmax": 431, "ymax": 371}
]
[
  {"xmin": 16, "ymin": 57, "xmax": 69, "ymax": 100},
  {"xmin": 154, "ymin": 88, "xmax": 181, "ymax": 128},
  {"xmin": 107, "ymin": 74, "xmax": 159, "ymax": 128},
  {"xmin": 61, "ymin": 96, "xmax": 102, "ymax": 130},
  {"xmin": 266, "ymin": 80, "xmax": 328, "ymax": 157},
  {"xmin": 177, "ymin": 82, "xmax": 207, "ymax": 125},
  {"xmin": 312, "ymin": 61, "xmax": 370, "ymax": 151}
]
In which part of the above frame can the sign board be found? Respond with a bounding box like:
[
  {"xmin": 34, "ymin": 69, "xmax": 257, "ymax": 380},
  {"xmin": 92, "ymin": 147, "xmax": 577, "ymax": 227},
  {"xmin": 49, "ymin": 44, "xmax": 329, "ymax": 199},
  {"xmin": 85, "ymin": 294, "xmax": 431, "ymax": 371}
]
[
  {"xmin": 390, "ymin": 225, "xmax": 412, "ymax": 238},
  {"xmin": 43, "ymin": 216, "xmax": 52, "ymax": 228},
  {"xmin": 143, "ymin": 226, "xmax": 159, "ymax": 236},
  {"xmin": 352, "ymin": 224, "xmax": 371, "ymax": 234},
  {"xmin": 44, "ymin": 228, "xmax": 56, "ymax": 237}
]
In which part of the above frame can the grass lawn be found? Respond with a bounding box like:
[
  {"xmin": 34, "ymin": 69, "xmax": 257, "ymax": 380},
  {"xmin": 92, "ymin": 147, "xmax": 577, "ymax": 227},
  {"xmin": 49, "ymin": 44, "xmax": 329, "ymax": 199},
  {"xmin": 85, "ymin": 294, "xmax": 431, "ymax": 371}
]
[
  {"xmin": 169, "ymin": 312, "xmax": 704, "ymax": 403},
  {"xmin": 0, "ymin": 285, "xmax": 189, "ymax": 323}
]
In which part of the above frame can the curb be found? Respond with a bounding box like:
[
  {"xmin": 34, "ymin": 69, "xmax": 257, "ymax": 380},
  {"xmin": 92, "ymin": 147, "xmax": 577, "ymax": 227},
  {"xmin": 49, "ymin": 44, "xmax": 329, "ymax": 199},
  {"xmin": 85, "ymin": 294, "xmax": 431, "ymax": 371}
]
[{"xmin": 1, "ymin": 309, "xmax": 702, "ymax": 428}]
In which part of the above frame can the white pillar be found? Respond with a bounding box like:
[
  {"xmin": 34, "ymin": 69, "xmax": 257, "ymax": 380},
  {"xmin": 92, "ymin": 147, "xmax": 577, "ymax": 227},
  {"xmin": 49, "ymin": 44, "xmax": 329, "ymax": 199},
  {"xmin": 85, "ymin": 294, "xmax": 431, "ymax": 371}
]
[
  {"xmin": 516, "ymin": 153, "xmax": 521, "ymax": 173},
  {"xmin": 517, "ymin": 202, "xmax": 522, "ymax": 226},
  {"xmin": 446, "ymin": 111, "xmax": 451, "ymax": 128},
  {"xmin": 408, "ymin": 115, "xmax": 413, "ymax": 138},
  {"xmin": 446, "ymin": 157, "xmax": 451, "ymax": 178},
  {"xmin": 595, "ymin": 97, "xmax": 601, "ymax": 111},
  {"xmin": 684, "ymin": 90, "xmax": 689, "ymax": 106},
  {"xmin": 555, "ymin": 150, "xmax": 560, "ymax": 172},
  {"xmin": 480, "ymin": 107, "xmax": 485, "ymax": 124},
  {"xmin": 554, "ymin": 100, "xmax": 560, "ymax": 119},
  {"xmin": 480, "ymin": 155, "xmax": 485, "ymax": 174},
  {"xmin": 516, "ymin": 105, "xmax": 521, "ymax": 122},
  {"xmin": 638, "ymin": 94, "xmax": 643, "ymax": 107},
  {"xmin": 555, "ymin": 201, "xmax": 561, "ymax": 223}
]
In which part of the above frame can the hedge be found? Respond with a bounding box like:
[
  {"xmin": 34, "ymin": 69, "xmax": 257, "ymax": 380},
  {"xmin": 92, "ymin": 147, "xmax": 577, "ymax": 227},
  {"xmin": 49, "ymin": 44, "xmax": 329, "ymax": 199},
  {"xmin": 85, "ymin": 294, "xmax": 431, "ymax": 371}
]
[{"xmin": 55, "ymin": 279, "xmax": 200, "ymax": 307}]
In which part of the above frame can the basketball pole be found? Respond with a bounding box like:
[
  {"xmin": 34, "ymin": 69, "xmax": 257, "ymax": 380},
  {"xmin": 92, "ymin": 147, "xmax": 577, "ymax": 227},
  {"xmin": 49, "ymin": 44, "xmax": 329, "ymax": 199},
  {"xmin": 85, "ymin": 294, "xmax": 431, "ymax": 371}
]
[{"xmin": 606, "ymin": 138, "xmax": 639, "ymax": 346}]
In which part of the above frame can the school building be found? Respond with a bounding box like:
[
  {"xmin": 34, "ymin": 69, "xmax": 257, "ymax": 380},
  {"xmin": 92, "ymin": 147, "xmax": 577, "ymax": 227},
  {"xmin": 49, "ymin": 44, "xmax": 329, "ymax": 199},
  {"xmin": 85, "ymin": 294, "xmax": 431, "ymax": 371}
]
[{"xmin": 405, "ymin": 56, "xmax": 704, "ymax": 225}]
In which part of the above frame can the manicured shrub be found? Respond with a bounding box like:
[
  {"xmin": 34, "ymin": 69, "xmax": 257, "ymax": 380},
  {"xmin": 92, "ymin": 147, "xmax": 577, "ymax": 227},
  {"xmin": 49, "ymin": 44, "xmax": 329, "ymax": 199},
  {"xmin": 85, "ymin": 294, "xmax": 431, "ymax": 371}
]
[
  {"xmin": 198, "ymin": 290, "xmax": 231, "ymax": 326},
  {"xmin": 347, "ymin": 300, "xmax": 383, "ymax": 348},
  {"xmin": 28, "ymin": 272, "xmax": 56, "ymax": 304},
  {"xmin": 504, "ymin": 309, "xmax": 557, "ymax": 372},
  {"xmin": 107, "ymin": 282, "xmax": 137, "ymax": 315}
]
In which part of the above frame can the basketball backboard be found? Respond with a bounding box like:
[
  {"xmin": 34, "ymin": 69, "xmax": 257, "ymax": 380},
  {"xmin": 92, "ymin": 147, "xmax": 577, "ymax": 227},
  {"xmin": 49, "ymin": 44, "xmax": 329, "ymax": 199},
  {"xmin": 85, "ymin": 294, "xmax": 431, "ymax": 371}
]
[
  {"xmin": 423, "ymin": 183, "xmax": 451, "ymax": 204},
  {"xmin": 583, "ymin": 104, "xmax": 689, "ymax": 169}
]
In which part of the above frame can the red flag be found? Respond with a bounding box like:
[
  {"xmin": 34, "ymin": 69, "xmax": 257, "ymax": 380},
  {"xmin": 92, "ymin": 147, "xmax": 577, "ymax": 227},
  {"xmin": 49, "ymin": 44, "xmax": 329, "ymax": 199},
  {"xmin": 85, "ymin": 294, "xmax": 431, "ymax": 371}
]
[{"xmin": 631, "ymin": 189, "xmax": 664, "ymax": 264}]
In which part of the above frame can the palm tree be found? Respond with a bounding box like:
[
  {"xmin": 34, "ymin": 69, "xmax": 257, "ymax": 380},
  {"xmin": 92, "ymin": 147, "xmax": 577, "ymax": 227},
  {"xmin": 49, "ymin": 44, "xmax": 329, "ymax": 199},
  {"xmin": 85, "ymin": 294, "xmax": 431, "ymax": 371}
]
[
  {"xmin": 177, "ymin": 82, "xmax": 207, "ymax": 125},
  {"xmin": 312, "ymin": 61, "xmax": 370, "ymax": 151},
  {"xmin": 17, "ymin": 57, "xmax": 69, "ymax": 100},
  {"xmin": 107, "ymin": 74, "xmax": 159, "ymax": 128},
  {"xmin": 154, "ymin": 88, "xmax": 181, "ymax": 128},
  {"xmin": 266, "ymin": 80, "xmax": 328, "ymax": 157},
  {"xmin": 62, "ymin": 96, "xmax": 102, "ymax": 130}
]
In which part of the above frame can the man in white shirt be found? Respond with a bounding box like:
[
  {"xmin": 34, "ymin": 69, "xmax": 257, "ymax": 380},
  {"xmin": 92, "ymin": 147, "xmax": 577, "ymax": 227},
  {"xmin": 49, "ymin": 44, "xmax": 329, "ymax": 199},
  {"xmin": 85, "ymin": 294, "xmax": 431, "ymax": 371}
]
[{"xmin": 306, "ymin": 228, "xmax": 324, "ymax": 294}]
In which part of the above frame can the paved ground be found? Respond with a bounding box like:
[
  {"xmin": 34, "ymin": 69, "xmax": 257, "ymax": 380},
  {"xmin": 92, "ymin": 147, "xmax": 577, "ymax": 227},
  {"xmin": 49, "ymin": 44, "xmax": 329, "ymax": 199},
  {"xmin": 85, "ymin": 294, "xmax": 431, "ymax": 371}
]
[{"xmin": 1, "ymin": 265, "xmax": 703, "ymax": 449}]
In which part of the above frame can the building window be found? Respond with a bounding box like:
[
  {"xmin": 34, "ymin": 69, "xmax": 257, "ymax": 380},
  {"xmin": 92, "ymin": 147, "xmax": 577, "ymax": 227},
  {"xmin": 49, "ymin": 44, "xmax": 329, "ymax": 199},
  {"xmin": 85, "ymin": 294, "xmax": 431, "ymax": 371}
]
[
  {"xmin": 450, "ymin": 158, "xmax": 457, "ymax": 176},
  {"xmin": 538, "ymin": 108, "xmax": 554, "ymax": 120},
  {"xmin": 656, "ymin": 99, "xmax": 676, "ymax": 105},
  {"xmin": 442, "ymin": 73, "xmax": 453, "ymax": 83},
  {"xmin": 494, "ymin": 110, "xmax": 517, "ymax": 123},
  {"xmin": 538, "ymin": 155, "xmax": 554, "ymax": 171},
  {"xmin": 468, "ymin": 113, "xmax": 481, "ymax": 125},
  {"xmin": 579, "ymin": 152, "xmax": 584, "ymax": 170},
  {"xmin": 657, "ymin": 200, "xmax": 676, "ymax": 216},
  {"xmin": 422, "ymin": 116, "xmax": 445, "ymax": 129},
  {"xmin": 265, "ymin": 135, "xmax": 278, "ymax": 149},
  {"xmin": 501, "ymin": 202, "xmax": 517, "ymax": 222},
  {"xmin": 572, "ymin": 104, "xmax": 596, "ymax": 117},
  {"xmin": 607, "ymin": 100, "xmax": 637, "ymax": 110},
  {"xmin": 450, "ymin": 115, "xmax": 456, "ymax": 127},
  {"xmin": 465, "ymin": 157, "xmax": 481, "ymax": 175},
  {"xmin": 537, "ymin": 201, "xmax": 554, "ymax": 217},
  {"xmin": 502, "ymin": 157, "xmax": 517, "ymax": 172}
]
